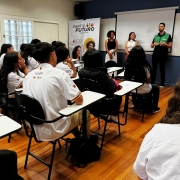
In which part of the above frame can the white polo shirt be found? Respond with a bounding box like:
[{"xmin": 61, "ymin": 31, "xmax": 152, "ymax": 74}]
[
  {"xmin": 23, "ymin": 63, "xmax": 81, "ymax": 141},
  {"xmin": 27, "ymin": 56, "xmax": 39, "ymax": 72},
  {"xmin": 133, "ymin": 123, "xmax": 180, "ymax": 180},
  {"xmin": 56, "ymin": 62, "xmax": 73, "ymax": 77},
  {"xmin": 7, "ymin": 70, "xmax": 25, "ymax": 98}
]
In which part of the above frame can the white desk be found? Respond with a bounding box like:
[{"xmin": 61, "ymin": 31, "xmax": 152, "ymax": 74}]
[
  {"xmin": 114, "ymin": 81, "xmax": 142, "ymax": 125},
  {"xmin": 107, "ymin": 67, "xmax": 123, "ymax": 73},
  {"xmin": 115, "ymin": 81, "xmax": 142, "ymax": 96},
  {"xmin": 15, "ymin": 88, "xmax": 23, "ymax": 92},
  {"xmin": 118, "ymin": 70, "xmax": 125, "ymax": 77},
  {"xmin": 74, "ymin": 64, "xmax": 82, "ymax": 68},
  {"xmin": 71, "ymin": 74, "xmax": 79, "ymax": 81},
  {"xmin": 0, "ymin": 115, "xmax": 21, "ymax": 139},
  {"xmin": 59, "ymin": 91, "xmax": 105, "ymax": 116}
]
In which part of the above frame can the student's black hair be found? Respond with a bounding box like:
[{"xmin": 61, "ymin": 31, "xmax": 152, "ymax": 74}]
[
  {"xmin": 30, "ymin": 39, "xmax": 41, "ymax": 45},
  {"xmin": 0, "ymin": 44, "xmax": 13, "ymax": 56},
  {"xmin": 0, "ymin": 52, "xmax": 19, "ymax": 87},
  {"xmin": 33, "ymin": 42, "xmax": 54, "ymax": 63},
  {"xmin": 107, "ymin": 30, "xmax": 116, "ymax": 38},
  {"xmin": 83, "ymin": 48, "xmax": 103, "ymax": 68},
  {"xmin": 52, "ymin": 41, "xmax": 65, "ymax": 50},
  {"xmin": 86, "ymin": 41, "xmax": 95, "ymax": 49},
  {"xmin": 23, "ymin": 44, "xmax": 36, "ymax": 65},
  {"xmin": 159, "ymin": 22, "xmax": 165, "ymax": 27},
  {"xmin": 20, "ymin": 43, "xmax": 28, "ymax": 53},
  {"xmin": 72, "ymin": 45, "xmax": 81, "ymax": 59},
  {"xmin": 128, "ymin": 32, "xmax": 136, "ymax": 41},
  {"xmin": 56, "ymin": 47, "xmax": 69, "ymax": 64}
]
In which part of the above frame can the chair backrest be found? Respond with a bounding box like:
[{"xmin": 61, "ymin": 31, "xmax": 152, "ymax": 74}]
[
  {"xmin": 105, "ymin": 60, "xmax": 118, "ymax": 68},
  {"xmin": 124, "ymin": 62, "xmax": 146, "ymax": 83},
  {"xmin": 75, "ymin": 78, "xmax": 104, "ymax": 94},
  {"xmin": 0, "ymin": 78, "xmax": 9, "ymax": 108},
  {"xmin": 15, "ymin": 93, "xmax": 45, "ymax": 125}
]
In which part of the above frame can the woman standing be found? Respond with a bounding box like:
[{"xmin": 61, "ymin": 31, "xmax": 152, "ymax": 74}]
[
  {"xmin": 105, "ymin": 30, "xmax": 118, "ymax": 63},
  {"xmin": 124, "ymin": 32, "xmax": 138, "ymax": 60}
]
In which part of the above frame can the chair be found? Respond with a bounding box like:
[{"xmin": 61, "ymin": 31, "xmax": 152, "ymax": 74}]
[
  {"xmin": 124, "ymin": 65, "xmax": 152, "ymax": 122},
  {"xmin": 105, "ymin": 60, "xmax": 118, "ymax": 78},
  {"xmin": 75, "ymin": 78, "xmax": 122, "ymax": 150},
  {"xmin": 0, "ymin": 78, "xmax": 21, "ymax": 142},
  {"xmin": 15, "ymin": 93, "xmax": 65, "ymax": 180}
]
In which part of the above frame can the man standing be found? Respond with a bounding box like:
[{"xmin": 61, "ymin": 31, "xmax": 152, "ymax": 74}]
[{"xmin": 151, "ymin": 23, "xmax": 172, "ymax": 87}]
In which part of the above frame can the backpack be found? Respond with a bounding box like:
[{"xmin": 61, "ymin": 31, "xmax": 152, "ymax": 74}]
[
  {"xmin": 124, "ymin": 61, "xmax": 147, "ymax": 83},
  {"xmin": 66, "ymin": 136, "xmax": 101, "ymax": 168}
]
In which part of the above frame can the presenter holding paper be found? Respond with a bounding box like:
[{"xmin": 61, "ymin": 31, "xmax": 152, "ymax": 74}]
[
  {"xmin": 151, "ymin": 23, "xmax": 172, "ymax": 88},
  {"xmin": 105, "ymin": 30, "xmax": 118, "ymax": 63}
]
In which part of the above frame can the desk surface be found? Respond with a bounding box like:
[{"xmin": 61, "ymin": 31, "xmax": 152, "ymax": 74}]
[
  {"xmin": 108, "ymin": 67, "xmax": 123, "ymax": 73},
  {"xmin": 118, "ymin": 70, "xmax": 125, "ymax": 77},
  {"xmin": 114, "ymin": 80, "xmax": 142, "ymax": 96},
  {"xmin": 59, "ymin": 91, "xmax": 105, "ymax": 116},
  {"xmin": 0, "ymin": 115, "xmax": 21, "ymax": 139}
]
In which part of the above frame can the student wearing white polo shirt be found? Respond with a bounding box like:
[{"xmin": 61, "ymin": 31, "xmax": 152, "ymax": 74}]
[
  {"xmin": 23, "ymin": 42, "xmax": 90, "ymax": 141},
  {"xmin": 0, "ymin": 44, "xmax": 15, "ymax": 69},
  {"xmin": 56, "ymin": 47, "xmax": 77, "ymax": 78},
  {"xmin": 0, "ymin": 52, "xmax": 28, "ymax": 101}
]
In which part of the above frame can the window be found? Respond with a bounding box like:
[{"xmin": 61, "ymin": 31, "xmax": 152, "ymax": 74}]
[{"xmin": 3, "ymin": 19, "xmax": 33, "ymax": 51}]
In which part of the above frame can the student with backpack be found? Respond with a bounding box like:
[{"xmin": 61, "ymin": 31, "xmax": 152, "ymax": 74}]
[{"xmin": 124, "ymin": 45, "xmax": 160, "ymax": 113}]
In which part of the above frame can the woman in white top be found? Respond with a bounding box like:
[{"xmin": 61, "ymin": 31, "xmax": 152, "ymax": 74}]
[
  {"xmin": 23, "ymin": 44, "xmax": 39, "ymax": 72},
  {"xmin": 124, "ymin": 32, "xmax": 138, "ymax": 60},
  {"xmin": 125, "ymin": 45, "xmax": 160, "ymax": 113},
  {"xmin": 0, "ymin": 52, "xmax": 28, "ymax": 102},
  {"xmin": 56, "ymin": 47, "xmax": 77, "ymax": 78},
  {"xmin": 134, "ymin": 80, "xmax": 180, "ymax": 180},
  {"xmin": 0, "ymin": 44, "xmax": 14, "ymax": 69}
]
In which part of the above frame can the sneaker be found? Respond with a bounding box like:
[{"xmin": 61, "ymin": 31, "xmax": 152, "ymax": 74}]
[
  {"xmin": 160, "ymin": 86, "xmax": 164, "ymax": 88},
  {"xmin": 152, "ymin": 107, "xmax": 160, "ymax": 114},
  {"xmin": 108, "ymin": 115, "xmax": 118, "ymax": 122}
]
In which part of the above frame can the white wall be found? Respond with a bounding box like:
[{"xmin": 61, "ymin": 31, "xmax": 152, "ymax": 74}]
[{"xmin": 0, "ymin": 0, "xmax": 77, "ymax": 45}]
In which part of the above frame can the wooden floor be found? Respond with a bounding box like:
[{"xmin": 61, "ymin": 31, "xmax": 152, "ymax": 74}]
[{"xmin": 0, "ymin": 86, "xmax": 174, "ymax": 180}]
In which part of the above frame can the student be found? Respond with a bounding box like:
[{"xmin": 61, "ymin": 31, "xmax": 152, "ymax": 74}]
[
  {"xmin": 124, "ymin": 32, "xmax": 138, "ymax": 60},
  {"xmin": 133, "ymin": 79, "xmax": 180, "ymax": 180},
  {"xmin": 23, "ymin": 42, "xmax": 90, "ymax": 141},
  {"xmin": 124, "ymin": 45, "xmax": 160, "ymax": 113},
  {"xmin": 0, "ymin": 44, "xmax": 14, "ymax": 68},
  {"xmin": 0, "ymin": 52, "xmax": 28, "ymax": 100},
  {"xmin": 79, "ymin": 48, "xmax": 122, "ymax": 122},
  {"xmin": 72, "ymin": 45, "xmax": 81, "ymax": 60},
  {"xmin": 23, "ymin": 44, "xmax": 39, "ymax": 72},
  {"xmin": 52, "ymin": 41, "xmax": 66, "ymax": 50},
  {"xmin": 56, "ymin": 47, "xmax": 77, "ymax": 78},
  {"xmin": 86, "ymin": 41, "xmax": 95, "ymax": 50},
  {"xmin": 30, "ymin": 38, "xmax": 41, "ymax": 45}
]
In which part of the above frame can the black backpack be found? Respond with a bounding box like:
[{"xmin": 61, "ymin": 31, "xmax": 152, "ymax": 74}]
[
  {"xmin": 66, "ymin": 136, "xmax": 101, "ymax": 168},
  {"xmin": 124, "ymin": 61, "xmax": 147, "ymax": 83}
]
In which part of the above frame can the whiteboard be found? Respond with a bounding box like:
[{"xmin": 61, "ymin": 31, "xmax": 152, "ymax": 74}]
[
  {"xmin": 116, "ymin": 8, "xmax": 176, "ymax": 51},
  {"xmin": 99, "ymin": 18, "xmax": 116, "ymax": 51},
  {"xmin": 171, "ymin": 13, "xmax": 180, "ymax": 56},
  {"xmin": 34, "ymin": 22, "xmax": 59, "ymax": 43}
]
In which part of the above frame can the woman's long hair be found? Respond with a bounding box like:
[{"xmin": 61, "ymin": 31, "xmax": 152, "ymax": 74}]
[
  {"xmin": 0, "ymin": 44, "xmax": 13, "ymax": 56},
  {"xmin": 0, "ymin": 52, "xmax": 19, "ymax": 87},
  {"xmin": 126, "ymin": 45, "xmax": 151, "ymax": 71},
  {"xmin": 72, "ymin": 46, "xmax": 81, "ymax": 59},
  {"xmin": 161, "ymin": 80, "xmax": 180, "ymax": 124},
  {"xmin": 23, "ymin": 44, "xmax": 36, "ymax": 65}
]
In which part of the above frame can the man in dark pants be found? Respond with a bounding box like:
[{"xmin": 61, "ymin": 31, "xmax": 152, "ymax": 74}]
[{"xmin": 151, "ymin": 22, "xmax": 172, "ymax": 88}]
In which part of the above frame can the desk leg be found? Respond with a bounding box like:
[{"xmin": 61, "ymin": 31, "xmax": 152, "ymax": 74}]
[{"xmin": 123, "ymin": 93, "xmax": 130, "ymax": 124}]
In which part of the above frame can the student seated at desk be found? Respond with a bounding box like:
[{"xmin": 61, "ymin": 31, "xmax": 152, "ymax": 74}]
[
  {"xmin": 133, "ymin": 80, "xmax": 180, "ymax": 179},
  {"xmin": 78, "ymin": 48, "xmax": 122, "ymax": 122},
  {"xmin": 23, "ymin": 42, "xmax": 90, "ymax": 141},
  {"xmin": 56, "ymin": 47, "xmax": 77, "ymax": 78},
  {"xmin": 0, "ymin": 52, "xmax": 28, "ymax": 105},
  {"xmin": 124, "ymin": 45, "xmax": 160, "ymax": 113}
]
